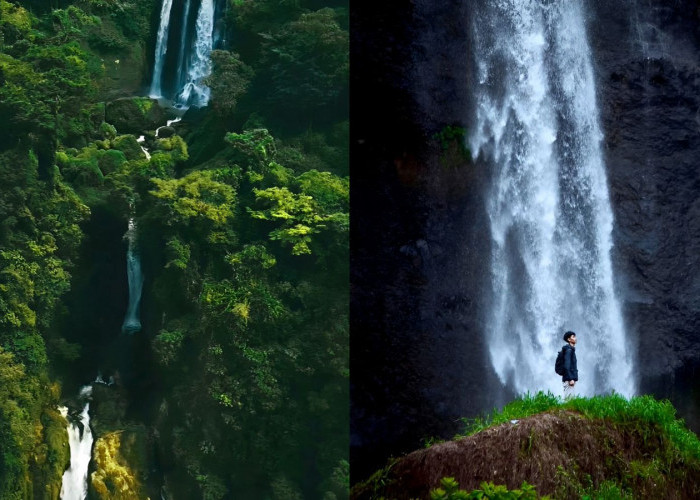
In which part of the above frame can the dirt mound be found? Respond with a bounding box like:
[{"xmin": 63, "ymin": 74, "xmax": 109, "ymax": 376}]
[{"xmin": 351, "ymin": 410, "xmax": 700, "ymax": 499}]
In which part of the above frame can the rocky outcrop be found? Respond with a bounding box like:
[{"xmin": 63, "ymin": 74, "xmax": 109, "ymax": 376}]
[
  {"xmin": 105, "ymin": 97, "xmax": 172, "ymax": 135},
  {"xmin": 98, "ymin": 43, "xmax": 149, "ymax": 102},
  {"xmin": 351, "ymin": 409, "xmax": 700, "ymax": 500}
]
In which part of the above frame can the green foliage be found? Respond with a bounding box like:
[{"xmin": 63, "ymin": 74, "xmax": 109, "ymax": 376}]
[
  {"xmin": 457, "ymin": 392, "xmax": 562, "ymax": 438},
  {"xmin": 154, "ymin": 134, "xmax": 189, "ymax": 164},
  {"xmin": 111, "ymin": 134, "xmax": 145, "ymax": 160},
  {"xmin": 0, "ymin": 347, "xmax": 41, "ymax": 499},
  {"xmin": 150, "ymin": 170, "xmax": 236, "ymax": 226},
  {"xmin": 0, "ymin": 1, "xmax": 348, "ymax": 497},
  {"xmin": 153, "ymin": 328, "xmax": 185, "ymax": 367},
  {"xmin": 432, "ymin": 125, "xmax": 471, "ymax": 167},
  {"xmin": 249, "ymin": 186, "xmax": 323, "ymax": 255},
  {"xmin": 297, "ymin": 170, "xmax": 348, "ymax": 211},
  {"xmin": 433, "ymin": 126, "xmax": 469, "ymax": 153},
  {"xmin": 259, "ymin": 8, "xmax": 348, "ymax": 110},
  {"xmin": 57, "ymin": 145, "xmax": 104, "ymax": 186},
  {"xmin": 165, "ymin": 237, "xmax": 191, "ymax": 270},
  {"xmin": 97, "ymin": 148, "xmax": 126, "ymax": 174},
  {"xmin": 580, "ymin": 480, "xmax": 633, "ymax": 500},
  {"xmin": 0, "ymin": 4, "xmax": 102, "ymax": 147},
  {"xmin": 456, "ymin": 392, "xmax": 700, "ymax": 463},
  {"xmin": 225, "ymin": 128, "xmax": 277, "ymax": 176},
  {"xmin": 0, "ymin": 1, "xmax": 33, "ymax": 34},
  {"xmin": 430, "ymin": 478, "xmax": 545, "ymax": 500},
  {"xmin": 205, "ymin": 50, "xmax": 254, "ymax": 117}
]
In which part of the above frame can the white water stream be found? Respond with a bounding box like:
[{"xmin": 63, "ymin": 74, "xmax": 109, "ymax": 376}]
[
  {"xmin": 59, "ymin": 386, "xmax": 93, "ymax": 500},
  {"xmin": 470, "ymin": 1, "xmax": 635, "ymax": 397},
  {"xmin": 137, "ymin": 135, "xmax": 151, "ymax": 160}
]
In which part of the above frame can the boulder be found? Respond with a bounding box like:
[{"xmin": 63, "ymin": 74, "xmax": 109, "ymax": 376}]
[
  {"xmin": 156, "ymin": 126, "xmax": 176, "ymax": 138},
  {"xmin": 105, "ymin": 97, "xmax": 171, "ymax": 135}
]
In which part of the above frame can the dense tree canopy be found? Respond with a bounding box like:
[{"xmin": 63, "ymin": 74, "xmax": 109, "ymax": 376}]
[{"xmin": 0, "ymin": 0, "xmax": 348, "ymax": 497}]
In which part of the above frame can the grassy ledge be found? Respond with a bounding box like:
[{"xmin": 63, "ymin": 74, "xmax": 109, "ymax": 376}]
[{"xmin": 351, "ymin": 393, "xmax": 700, "ymax": 500}]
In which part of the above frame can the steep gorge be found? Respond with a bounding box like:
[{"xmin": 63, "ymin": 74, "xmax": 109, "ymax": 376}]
[{"xmin": 0, "ymin": 0, "xmax": 348, "ymax": 498}]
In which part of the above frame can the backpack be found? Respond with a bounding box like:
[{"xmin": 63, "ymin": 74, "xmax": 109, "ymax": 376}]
[{"xmin": 554, "ymin": 346, "xmax": 567, "ymax": 376}]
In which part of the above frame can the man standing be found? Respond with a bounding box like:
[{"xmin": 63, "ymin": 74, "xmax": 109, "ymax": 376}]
[{"xmin": 562, "ymin": 331, "xmax": 578, "ymax": 397}]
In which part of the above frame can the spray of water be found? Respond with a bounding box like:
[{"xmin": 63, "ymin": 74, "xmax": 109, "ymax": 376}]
[{"xmin": 470, "ymin": 1, "xmax": 635, "ymax": 397}]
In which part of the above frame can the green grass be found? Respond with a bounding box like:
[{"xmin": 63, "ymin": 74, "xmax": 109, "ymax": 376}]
[{"xmin": 455, "ymin": 392, "xmax": 700, "ymax": 462}]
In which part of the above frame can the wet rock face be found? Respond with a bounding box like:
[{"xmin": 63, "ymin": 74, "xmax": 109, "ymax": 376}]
[
  {"xmin": 590, "ymin": 0, "xmax": 700, "ymax": 422},
  {"xmin": 351, "ymin": 1, "xmax": 500, "ymax": 483}
]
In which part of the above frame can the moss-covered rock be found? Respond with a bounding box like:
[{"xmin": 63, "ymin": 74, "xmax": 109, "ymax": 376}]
[
  {"xmin": 89, "ymin": 427, "xmax": 149, "ymax": 500},
  {"xmin": 98, "ymin": 149, "xmax": 127, "ymax": 175},
  {"xmin": 27, "ymin": 383, "xmax": 70, "ymax": 500},
  {"xmin": 111, "ymin": 134, "xmax": 146, "ymax": 161},
  {"xmin": 153, "ymin": 135, "xmax": 189, "ymax": 164},
  {"xmin": 58, "ymin": 146, "xmax": 105, "ymax": 187},
  {"xmin": 105, "ymin": 97, "xmax": 171, "ymax": 135}
]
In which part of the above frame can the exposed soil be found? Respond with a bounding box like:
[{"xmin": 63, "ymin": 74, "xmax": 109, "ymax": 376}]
[{"xmin": 351, "ymin": 410, "xmax": 700, "ymax": 499}]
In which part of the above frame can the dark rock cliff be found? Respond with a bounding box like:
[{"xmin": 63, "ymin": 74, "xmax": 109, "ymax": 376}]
[
  {"xmin": 590, "ymin": 0, "xmax": 700, "ymax": 429},
  {"xmin": 351, "ymin": 1, "xmax": 503, "ymax": 483},
  {"xmin": 351, "ymin": 0, "xmax": 700, "ymax": 484}
]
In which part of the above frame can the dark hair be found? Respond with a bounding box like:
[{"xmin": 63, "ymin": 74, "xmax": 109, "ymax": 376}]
[{"xmin": 563, "ymin": 331, "xmax": 576, "ymax": 341}]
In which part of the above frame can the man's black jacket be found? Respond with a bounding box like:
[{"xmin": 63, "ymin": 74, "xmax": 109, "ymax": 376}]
[{"xmin": 562, "ymin": 344, "xmax": 578, "ymax": 382}]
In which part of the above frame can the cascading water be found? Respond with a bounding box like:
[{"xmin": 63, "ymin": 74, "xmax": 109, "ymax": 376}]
[
  {"xmin": 176, "ymin": 0, "xmax": 215, "ymax": 107},
  {"xmin": 176, "ymin": 0, "xmax": 193, "ymax": 91},
  {"xmin": 122, "ymin": 217, "xmax": 144, "ymax": 334},
  {"xmin": 149, "ymin": 0, "xmax": 218, "ymax": 107},
  {"xmin": 149, "ymin": 0, "xmax": 175, "ymax": 98},
  {"xmin": 60, "ymin": 386, "xmax": 94, "ymax": 500},
  {"xmin": 470, "ymin": 1, "xmax": 635, "ymax": 397}
]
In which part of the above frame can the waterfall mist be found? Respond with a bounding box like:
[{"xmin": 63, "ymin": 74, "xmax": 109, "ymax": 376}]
[{"xmin": 469, "ymin": 1, "xmax": 635, "ymax": 398}]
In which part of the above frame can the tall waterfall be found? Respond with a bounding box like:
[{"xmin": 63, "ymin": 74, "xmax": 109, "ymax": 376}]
[
  {"xmin": 470, "ymin": 1, "xmax": 635, "ymax": 397},
  {"xmin": 60, "ymin": 386, "xmax": 94, "ymax": 500},
  {"xmin": 176, "ymin": 0, "xmax": 215, "ymax": 107},
  {"xmin": 122, "ymin": 217, "xmax": 143, "ymax": 334},
  {"xmin": 176, "ymin": 0, "xmax": 193, "ymax": 92},
  {"xmin": 149, "ymin": 0, "xmax": 175, "ymax": 98}
]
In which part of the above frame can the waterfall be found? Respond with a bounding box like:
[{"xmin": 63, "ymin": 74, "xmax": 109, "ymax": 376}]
[
  {"xmin": 60, "ymin": 386, "xmax": 94, "ymax": 500},
  {"xmin": 122, "ymin": 217, "xmax": 144, "ymax": 334},
  {"xmin": 150, "ymin": 0, "xmax": 175, "ymax": 98},
  {"xmin": 176, "ymin": 0, "xmax": 215, "ymax": 108},
  {"xmin": 470, "ymin": 1, "xmax": 635, "ymax": 397},
  {"xmin": 176, "ymin": 0, "xmax": 193, "ymax": 92}
]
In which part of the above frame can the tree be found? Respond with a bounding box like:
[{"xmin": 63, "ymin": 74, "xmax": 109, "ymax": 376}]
[{"xmin": 205, "ymin": 50, "xmax": 254, "ymax": 117}]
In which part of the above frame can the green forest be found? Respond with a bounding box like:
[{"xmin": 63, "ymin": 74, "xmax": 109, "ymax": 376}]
[{"xmin": 0, "ymin": 0, "xmax": 348, "ymax": 498}]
